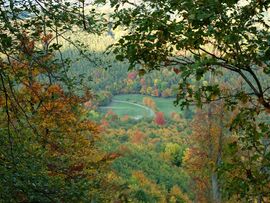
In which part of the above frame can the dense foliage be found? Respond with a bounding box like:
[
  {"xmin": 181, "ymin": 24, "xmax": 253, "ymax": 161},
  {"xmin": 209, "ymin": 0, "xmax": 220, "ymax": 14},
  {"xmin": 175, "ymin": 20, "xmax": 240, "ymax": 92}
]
[
  {"xmin": 1, "ymin": 0, "xmax": 269, "ymax": 202},
  {"xmin": 0, "ymin": 1, "xmax": 112, "ymax": 202},
  {"xmin": 104, "ymin": 0, "xmax": 270, "ymax": 112},
  {"xmin": 97, "ymin": 0, "xmax": 270, "ymax": 202},
  {"xmin": 99, "ymin": 114, "xmax": 191, "ymax": 202}
]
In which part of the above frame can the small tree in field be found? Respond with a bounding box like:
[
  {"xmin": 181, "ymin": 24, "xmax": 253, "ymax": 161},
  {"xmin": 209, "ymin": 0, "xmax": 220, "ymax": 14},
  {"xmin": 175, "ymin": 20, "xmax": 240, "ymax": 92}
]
[
  {"xmin": 143, "ymin": 97, "xmax": 157, "ymax": 110},
  {"xmin": 155, "ymin": 112, "xmax": 166, "ymax": 126}
]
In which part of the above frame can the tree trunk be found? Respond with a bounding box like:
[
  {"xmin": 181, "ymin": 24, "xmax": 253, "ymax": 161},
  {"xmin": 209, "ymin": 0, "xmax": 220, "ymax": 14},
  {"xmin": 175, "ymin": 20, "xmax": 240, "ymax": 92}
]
[
  {"xmin": 208, "ymin": 102, "xmax": 223, "ymax": 202},
  {"xmin": 211, "ymin": 170, "xmax": 221, "ymax": 203}
]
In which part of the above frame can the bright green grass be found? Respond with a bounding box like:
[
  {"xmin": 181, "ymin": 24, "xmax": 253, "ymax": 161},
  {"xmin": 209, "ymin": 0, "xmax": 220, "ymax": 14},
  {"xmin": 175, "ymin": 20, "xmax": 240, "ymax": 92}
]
[
  {"xmin": 102, "ymin": 94, "xmax": 182, "ymax": 118},
  {"xmin": 100, "ymin": 99, "xmax": 152, "ymax": 119}
]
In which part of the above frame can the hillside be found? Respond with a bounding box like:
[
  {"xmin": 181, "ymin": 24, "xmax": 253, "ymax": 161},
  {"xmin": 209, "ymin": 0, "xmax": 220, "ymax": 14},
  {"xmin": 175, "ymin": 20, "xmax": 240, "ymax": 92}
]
[{"xmin": 0, "ymin": 1, "xmax": 269, "ymax": 202}]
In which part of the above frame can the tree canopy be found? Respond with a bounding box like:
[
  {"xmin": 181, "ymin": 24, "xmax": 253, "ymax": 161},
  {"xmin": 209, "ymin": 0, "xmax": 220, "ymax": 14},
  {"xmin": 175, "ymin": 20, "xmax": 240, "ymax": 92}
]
[
  {"xmin": 1, "ymin": 0, "xmax": 269, "ymax": 202},
  {"xmin": 97, "ymin": 0, "xmax": 270, "ymax": 201},
  {"xmin": 0, "ymin": 1, "xmax": 112, "ymax": 201},
  {"xmin": 102, "ymin": 0, "xmax": 269, "ymax": 112}
]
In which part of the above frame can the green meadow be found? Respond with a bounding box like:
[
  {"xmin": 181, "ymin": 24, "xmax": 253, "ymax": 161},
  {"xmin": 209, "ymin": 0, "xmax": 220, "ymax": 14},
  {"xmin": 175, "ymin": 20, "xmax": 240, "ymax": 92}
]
[{"xmin": 101, "ymin": 94, "xmax": 183, "ymax": 119}]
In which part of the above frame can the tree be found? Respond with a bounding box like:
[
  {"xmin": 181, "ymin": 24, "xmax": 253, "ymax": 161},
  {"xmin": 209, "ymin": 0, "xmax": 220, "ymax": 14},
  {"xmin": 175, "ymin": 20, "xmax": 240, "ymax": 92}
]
[
  {"xmin": 219, "ymin": 108, "xmax": 270, "ymax": 202},
  {"xmin": 170, "ymin": 112, "xmax": 182, "ymax": 122},
  {"xmin": 103, "ymin": 0, "xmax": 269, "ymax": 112},
  {"xmin": 131, "ymin": 171, "xmax": 167, "ymax": 202},
  {"xmin": 155, "ymin": 112, "xmax": 166, "ymax": 125},
  {"xmin": 169, "ymin": 185, "xmax": 192, "ymax": 203},
  {"xmin": 127, "ymin": 71, "xmax": 137, "ymax": 80},
  {"xmin": 163, "ymin": 143, "xmax": 185, "ymax": 167},
  {"xmin": 183, "ymin": 103, "xmax": 226, "ymax": 203},
  {"xmin": 143, "ymin": 96, "xmax": 157, "ymax": 110},
  {"xmin": 0, "ymin": 1, "xmax": 111, "ymax": 202},
  {"xmin": 99, "ymin": 0, "xmax": 270, "ymax": 200},
  {"xmin": 131, "ymin": 130, "xmax": 146, "ymax": 144}
]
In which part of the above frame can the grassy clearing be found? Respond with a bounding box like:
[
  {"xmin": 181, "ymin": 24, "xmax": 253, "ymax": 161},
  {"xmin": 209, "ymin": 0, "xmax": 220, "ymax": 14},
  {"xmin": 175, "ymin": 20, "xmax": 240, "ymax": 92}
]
[
  {"xmin": 102, "ymin": 94, "xmax": 182, "ymax": 118},
  {"xmin": 100, "ymin": 99, "xmax": 151, "ymax": 119}
]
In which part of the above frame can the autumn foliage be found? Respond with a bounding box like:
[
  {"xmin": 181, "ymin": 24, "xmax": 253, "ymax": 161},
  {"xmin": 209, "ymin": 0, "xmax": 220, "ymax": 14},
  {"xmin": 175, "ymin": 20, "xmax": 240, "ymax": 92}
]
[
  {"xmin": 143, "ymin": 97, "xmax": 157, "ymax": 110},
  {"xmin": 0, "ymin": 34, "xmax": 110, "ymax": 202},
  {"xmin": 155, "ymin": 112, "xmax": 166, "ymax": 126},
  {"xmin": 131, "ymin": 130, "xmax": 146, "ymax": 144},
  {"xmin": 183, "ymin": 103, "xmax": 225, "ymax": 203},
  {"xmin": 127, "ymin": 71, "xmax": 137, "ymax": 80}
]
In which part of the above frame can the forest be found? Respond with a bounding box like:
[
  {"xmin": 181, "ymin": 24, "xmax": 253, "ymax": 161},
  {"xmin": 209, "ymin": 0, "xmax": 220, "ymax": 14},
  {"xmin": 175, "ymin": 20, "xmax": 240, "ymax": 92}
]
[{"xmin": 0, "ymin": 0, "xmax": 269, "ymax": 202}]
